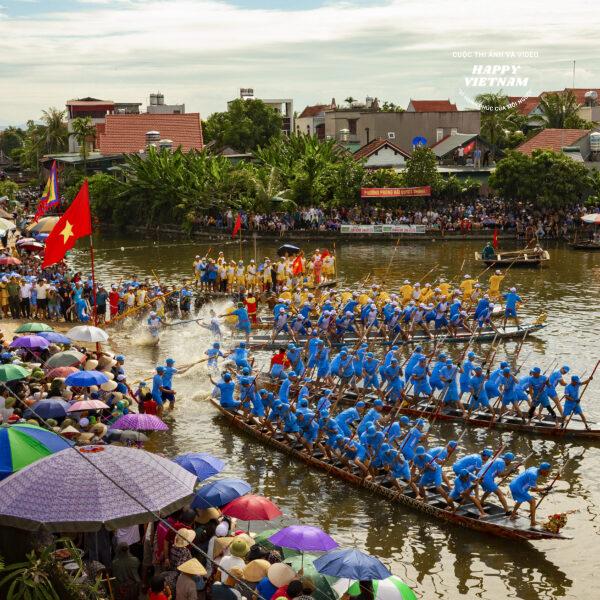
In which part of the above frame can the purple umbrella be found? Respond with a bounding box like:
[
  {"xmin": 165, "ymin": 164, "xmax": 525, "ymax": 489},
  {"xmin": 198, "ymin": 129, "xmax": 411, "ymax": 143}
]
[
  {"xmin": 0, "ymin": 445, "xmax": 196, "ymax": 532},
  {"xmin": 10, "ymin": 335, "xmax": 50, "ymax": 349},
  {"xmin": 269, "ymin": 525, "xmax": 338, "ymax": 552},
  {"xmin": 111, "ymin": 413, "xmax": 168, "ymax": 432}
]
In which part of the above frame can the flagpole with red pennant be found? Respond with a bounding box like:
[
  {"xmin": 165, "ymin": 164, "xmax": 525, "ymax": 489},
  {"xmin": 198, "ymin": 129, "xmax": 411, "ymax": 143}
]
[
  {"xmin": 34, "ymin": 161, "xmax": 60, "ymax": 222},
  {"xmin": 42, "ymin": 179, "xmax": 97, "ymax": 325}
]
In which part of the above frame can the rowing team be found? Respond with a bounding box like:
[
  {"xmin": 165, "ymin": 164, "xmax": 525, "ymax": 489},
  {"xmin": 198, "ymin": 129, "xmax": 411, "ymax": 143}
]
[
  {"xmin": 209, "ymin": 363, "xmax": 556, "ymax": 528},
  {"xmin": 192, "ymin": 249, "xmax": 336, "ymax": 293},
  {"xmin": 205, "ymin": 340, "xmax": 592, "ymax": 432}
]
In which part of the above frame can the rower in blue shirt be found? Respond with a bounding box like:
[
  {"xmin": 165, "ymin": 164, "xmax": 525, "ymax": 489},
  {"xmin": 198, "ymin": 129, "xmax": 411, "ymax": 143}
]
[
  {"xmin": 313, "ymin": 343, "xmax": 331, "ymax": 383},
  {"xmin": 448, "ymin": 469, "xmax": 486, "ymax": 516},
  {"xmin": 410, "ymin": 355, "xmax": 432, "ymax": 398},
  {"xmin": 316, "ymin": 389, "xmax": 332, "ymax": 415},
  {"xmin": 205, "ymin": 342, "xmax": 224, "ymax": 369},
  {"xmin": 161, "ymin": 358, "xmax": 178, "ymax": 410},
  {"xmin": 297, "ymin": 410, "xmax": 320, "ymax": 450},
  {"xmin": 502, "ymin": 287, "xmax": 523, "ymax": 329},
  {"xmin": 468, "ymin": 366, "xmax": 493, "ymax": 413},
  {"xmin": 335, "ymin": 401, "xmax": 365, "ymax": 436},
  {"xmin": 428, "ymin": 440, "xmax": 458, "ymax": 486},
  {"xmin": 357, "ymin": 399, "xmax": 384, "ymax": 436},
  {"xmin": 527, "ymin": 366, "xmax": 555, "ymax": 422},
  {"xmin": 399, "ymin": 418, "xmax": 426, "ymax": 462},
  {"xmin": 452, "ymin": 448, "xmax": 493, "ymax": 476},
  {"xmin": 548, "ymin": 365, "xmax": 569, "ymax": 417},
  {"xmin": 439, "ymin": 359, "xmax": 462, "ymax": 411},
  {"xmin": 286, "ymin": 343, "xmax": 305, "ymax": 377},
  {"xmin": 562, "ymin": 374, "xmax": 593, "ymax": 430},
  {"xmin": 210, "ymin": 372, "xmax": 239, "ymax": 410},
  {"xmin": 413, "ymin": 446, "xmax": 452, "ymax": 504},
  {"xmin": 232, "ymin": 342, "xmax": 252, "ymax": 371},
  {"xmin": 509, "ymin": 462, "xmax": 552, "ymax": 526},
  {"xmin": 459, "ymin": 351, "xmax": 477, "ymax": 399},
  {"xmin": 405, "ymin": 346, "xmax": 423, "ymax": 380},
  {"xmin": 151, "ymin": 366, "xmax": 167, "ymax": 413},
  {"xmin": 341, "ymin": 437, "xmax": 370, "ymax": 476},
  {"xmin": 362, "ymin": 353, "xmax": 381, "ymax": 395},
  {"xmin": 330, "ymin": 349, "xmax": 355, "ymax": 386},
  {"xmin": 430, "ymin": 353, "xmax": 447, "ymax": 391},
  {"xmin": 479, "ymin": 451, "xmax": 514, "ymax": 512}
]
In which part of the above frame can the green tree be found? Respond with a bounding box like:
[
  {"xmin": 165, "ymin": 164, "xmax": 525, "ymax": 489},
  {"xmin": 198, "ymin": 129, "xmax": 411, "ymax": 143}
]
[
  {"xmin": 535, "ymin": 90, "xmax": 590, "ymax": 129},
  {"xmin": 0, "ymin": 180, "xmax": 19, "ymax": 200},
  {"xmin": 40, "ymin": 107, "xmax": 68, "ymax": 153},
  {"xmin": 70, "ymin": 116, "xmax": 96, "ymax": 172},
  {"xmin": 17, "ymin": 120, "xmax": 46, "ymax": 175},
  {"xmin": 203, "ymin": 99, "xmax": 282, "ymax": 152},
  {"xmin": 0, "ymin": 126, "xmax": 24, "ymax": 157},
  {"xmin": 380, "ymin": 101, "xmax": 404, "ymax": 113},
  {"xmin": 476, "ymin": 92, "xmax": 526, "ymax": 159},
  {"xmin": 488, "ymin": 150, "xmax": 537, "ymax": 201},
  {"xmin": 344, "ymin": 96, "xmax": 356, "ymax": 107},
  {"xmin": 404, "ymin": 146, "xmax": 442, "ymax": 191}
]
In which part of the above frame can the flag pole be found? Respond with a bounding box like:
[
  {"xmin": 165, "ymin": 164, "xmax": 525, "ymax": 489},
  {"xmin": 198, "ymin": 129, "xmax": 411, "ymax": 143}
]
[{"xmin": 89, "ymin": 234, "xmax": 98, "ymax": 327}]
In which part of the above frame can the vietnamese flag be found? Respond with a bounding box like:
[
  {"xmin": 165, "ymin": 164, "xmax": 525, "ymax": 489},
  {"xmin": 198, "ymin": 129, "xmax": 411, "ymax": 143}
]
[
  {"xmin": 492, "ymin": 227, "xmax": 499, "ymax": 250},
  {"xmin": 42, "ymin": 180, "xmax": 92, "ymax": 268},
  {"xmin": 232, "ymin": 213, "xmax": 242, "ymax": 238},
  {"xmin": 292, "ymin": 254, "xmax": 304, "ymax": 276}
]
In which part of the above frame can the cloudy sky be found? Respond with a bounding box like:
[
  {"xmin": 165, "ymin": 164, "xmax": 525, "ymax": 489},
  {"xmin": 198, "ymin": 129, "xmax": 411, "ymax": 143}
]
[{"xmin": 0, "ymin": 0, "xmax": 598, "ymax": 125}]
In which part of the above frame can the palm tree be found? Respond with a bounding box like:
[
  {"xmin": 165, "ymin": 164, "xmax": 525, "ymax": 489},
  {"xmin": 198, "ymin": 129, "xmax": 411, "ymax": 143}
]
[
  {"xmin": 40, "ymin": 107, "xmax": 68, "ymax": 153},
  {"xmin": 535, "ymin": 90, "xmax": 585, "ymax": 129},
  {"xmin": 344, "ymin": 96, "xmax": 356, "ymax": 107},
  {"xmin": 70, "ymin": 116, "xmax": 96, "ymax": 172},
  {"xmin": 476, "ymin": 92, "xmax": 526, "ymax": 160}
]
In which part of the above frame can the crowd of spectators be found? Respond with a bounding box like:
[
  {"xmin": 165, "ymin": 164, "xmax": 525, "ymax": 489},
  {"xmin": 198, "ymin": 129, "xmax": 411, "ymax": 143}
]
[{"xmin": 195, "ymin": 201, "xmax": 587, "ymax": 238}]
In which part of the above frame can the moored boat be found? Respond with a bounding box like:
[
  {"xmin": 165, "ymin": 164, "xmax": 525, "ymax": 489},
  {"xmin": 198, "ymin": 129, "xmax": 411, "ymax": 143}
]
[
  {"xmin": 568, "ymin": 241, "xmax": 600, "ymax": 251},
  {"xmin": 211, "ymin": 399, "xmax": 568, "ymax": 541},
  {"xmin": 475, "ymin": 249, "xmax": 550, "ymax": 267}
]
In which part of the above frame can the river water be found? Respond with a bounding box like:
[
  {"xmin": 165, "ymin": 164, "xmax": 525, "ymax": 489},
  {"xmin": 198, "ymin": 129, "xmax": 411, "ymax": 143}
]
[{"xmin": 70, "ymin": 235, "xmax": 600, "ymax": 600}]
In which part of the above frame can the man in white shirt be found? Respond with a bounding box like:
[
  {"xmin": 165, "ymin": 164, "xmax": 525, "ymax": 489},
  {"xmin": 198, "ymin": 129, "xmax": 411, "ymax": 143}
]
[
  {"xmin": 35, "ymin": 279, "xmax": 49, "ymax": 319},
  {"xmin": 19, "ymin": 280, "xmax": 31, "ymax": 318}
]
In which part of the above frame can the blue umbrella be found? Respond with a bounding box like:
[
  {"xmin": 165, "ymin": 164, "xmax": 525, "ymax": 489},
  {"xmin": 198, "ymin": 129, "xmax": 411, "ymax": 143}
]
[
  {"xmin": 172, "ymin": 453, "xmax": 226, "ymax": 481},
  {"xmin": 314, "ymin": 549, "xmax": 392, "ymax": 581},
  {"xmin": 191, "ymin": 478, "xmax": 251, "ymax": 509},
  {"xmin": 24, "ymin": 398, "xmax": 70, "ymax": 420},
  {"xmin": 37, "ymin": 332, "xmax": 71, "ymax": 345},
  {"xmin": 65, "ymin": 370, "xmax": 109, "ymax": 387}
]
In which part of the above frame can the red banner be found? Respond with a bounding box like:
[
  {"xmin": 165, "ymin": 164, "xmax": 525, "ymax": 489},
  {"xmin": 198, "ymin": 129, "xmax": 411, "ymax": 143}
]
[{"xmin": 361, "ymin": 186, "xmax": 431, "ymax": 198}]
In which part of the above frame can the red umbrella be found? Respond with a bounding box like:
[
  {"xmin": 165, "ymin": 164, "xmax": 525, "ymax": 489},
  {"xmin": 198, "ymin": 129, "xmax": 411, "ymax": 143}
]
[
  {"xmin": 221, "ymin": 494, "xmax": 282, "ymax": 521},
  {"xmin": 0, "ymin": 256, "xmax": 21, "ymax": 266},
  {"xmin": 45, "ymin": 366, "xmax": 79, "ymax": 379}
]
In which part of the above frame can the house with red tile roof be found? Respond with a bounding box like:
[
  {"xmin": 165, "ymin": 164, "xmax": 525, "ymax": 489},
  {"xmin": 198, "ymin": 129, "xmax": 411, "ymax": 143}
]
[
  {"xmin": 97, "ymin": 113, "xmax": 203, "ymax": 155},
  {"xmin": 407, "ymin": 100, "xmax": 458, "ymax": 112},
  {"xmin": 516, "ymin": 128, "xmax": 592, "ymax": 160},
  {"xmin": 353, "ymin": 138, "xmax": 411, "ymax": 169},
  {"xmin": 296, "ymin": 101, "xmax": 336, "ymax": 139}
]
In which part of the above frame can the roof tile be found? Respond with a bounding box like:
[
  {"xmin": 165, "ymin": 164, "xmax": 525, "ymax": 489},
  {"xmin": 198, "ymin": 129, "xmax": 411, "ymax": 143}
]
[
  {"xmin": 409, "ymin": 100, "xmax": 457, "ymax": 112},
  {"xmin": 298, "ymin": 104, "xmax": 332, "ymax": 118},
  {"xmin": 97, "ymin": 113, "xmax": 203, "ymax": 154},
  {"xmin": 353, "ymin": 137, "xmax": 411, "ymax": 161},
  {"xmin": 516, "ymin": 128, "xmax": 589, "ymax": 155}
]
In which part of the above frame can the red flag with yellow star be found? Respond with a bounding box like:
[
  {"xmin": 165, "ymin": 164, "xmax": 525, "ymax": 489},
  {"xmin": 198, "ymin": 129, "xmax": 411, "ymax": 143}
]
[{"xmin": 42, "ymin": 180, "xmax": 92, "ymax": 268}]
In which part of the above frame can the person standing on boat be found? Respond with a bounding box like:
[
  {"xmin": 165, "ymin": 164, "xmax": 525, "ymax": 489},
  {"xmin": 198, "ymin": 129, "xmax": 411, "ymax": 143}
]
[
  {"xmin": 147, "ymin": 311, "xmax": 163, "ymax": 342},
  {"xmin": 547, "ymin": 365, "xmax": 570, "ymax": 417},
  {"xmin": 561, "ymin": 374, "xmax": 593, "ymax": 430},
  {"xmin": 225, "ymin": 302, "xmax": 252, "ymax": 344},
  {"xmin": 161, "ymin": 358, "xmax": 177, "ymax": 411},
  {"xmin": 509, "ymin": 462, "xmax": 552, "ymax": 527},
  {"xmin": 413, "ymin": 446, "xmax": 453, "ymax": 505},
  {"xmin": 497, "ymin": 367, "xmax": 526, "ymax": 421},
  {"xmin": 335, "ymin": 400, "xmax": 366, "ymax": 437},
  {"xmin": 410, "ymin": 355, "xmax": 432, "ymax": 399},
  {"xmin": 502, "ymin": 287, "xmax": 523, "ymax": 329},
  {"xmin": 405, "ymin": 346, "xmax": 424, "ymax": 381},
  {"xmin": 479, "ymin": 451, "xmax": 514, "ymax": 513},
  {"xmin": 448, "ymin": 469, "xmax": 487, "ymax": 516},
  {"xmin": 459, "ymin": 352, "xmax": 477, "ymax": 400},
  {"xmin": 460, "ymin": 275, "xmax": 475, "ymax": 301},
  {"xmin": 357, "ymin": 399, "xmax": 385, "ymax": 436},
  {"xmin": 488, "ymin": 270, "xmax": 505, "ymax": 300},
  {"xmin": 205, "ymin": 342, "xmax": 225, "ymax": 371},
  {"xmin": 398, "ymin": 418, "xmax": 426, "ymax": 464},
  {"xmin": 362, "ymin": 353, "xmax": 382, "ymax": 398},
  {"xmin": 526, "ymin": 366, "xmax": 556, "ymax": 422},
  {"xmin": 429, "ymin": 353, "xmax": 447, "ymax": 393},
  {"xmin": 468, "ymin": 366, "xmax": 494, "ymax": 414},
  {"xmin": 286, "ymin": 343, "xmax": 305, "ymax": 378}
]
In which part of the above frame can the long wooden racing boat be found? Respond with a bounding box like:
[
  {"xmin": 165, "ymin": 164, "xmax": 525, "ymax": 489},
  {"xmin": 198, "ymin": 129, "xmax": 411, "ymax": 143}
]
[
  {"xmin": 242, "ymin": 323, "xmax": 545, "ymax": 350},
  {"xmin": 568, "ymin": 241, "xmax": 600, "ymax": 251},
  {"xmin": 474, "ymin": 249, "xmax": 550, "ymax": 267},
  {"xmin": 210, "ymin": 399, "xmax": 567, "ymax": 541}
]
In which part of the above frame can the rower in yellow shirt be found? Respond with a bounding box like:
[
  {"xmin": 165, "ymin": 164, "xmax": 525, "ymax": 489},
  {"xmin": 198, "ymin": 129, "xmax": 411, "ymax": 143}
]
[
  {"xmin": 399, "ymin": 280, "xmax": 413, "ymax": 305},
  {"xmin": 488, "ymin": 269, "xmax": 505, "ymax": 299},
  {"xmin": 420, "ymin": 283, "xmax": 433, "ymax": 305},
  {"xmin": 459, "ymin": 274, "xmax": 475, "ymax": 299},
  {"xmin": 438, "ymin": 278, "xmax": 451, "ymax": 297}
]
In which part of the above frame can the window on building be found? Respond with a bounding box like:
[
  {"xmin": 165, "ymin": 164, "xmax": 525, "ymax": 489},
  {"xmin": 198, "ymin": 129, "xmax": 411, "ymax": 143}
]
[
  {"xmin": 348, "ymin": 119, "xmax": 358, "ymax": 135},
  {"xmin": 436, "ymin": 128, "xmax": 444, "ymax": 142},
  {"xmin": 387, "ymin": 132, "xmax": 396, "ymax": 140}
]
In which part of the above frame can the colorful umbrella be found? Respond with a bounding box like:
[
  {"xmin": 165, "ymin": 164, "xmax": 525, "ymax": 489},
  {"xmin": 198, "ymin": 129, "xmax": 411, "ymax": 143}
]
[
  {"xmin": 336, "ymin": 577, "xmax": 416, "ymax": 600},
  {"xmin": 284, "ymin": 553, "xmax": 337, "ymax": 600},
  {"xmin": 67, "ymin": 400, "xmax": 110, "ymax": 413},
  {"xmin": 45, "ymin": 366, "xmax": 79, "ymax": 379},
  {"xmin": 581, "ymin": 213, "xmax": 600, "ymax": 224},
  {"xmin": 0, "ymin": 217, "xmax": 16, "ymax": 231},
  {"xmin": 314, "ymin": 548, "xmax": 392, "ymax": 580},
  {"xmin": 38, "ymin": 331, "xmax": 71, "ymax": 345},
  {"xmin": 110, "ymin": 413, "xmax": 168, "ymax": 432},
  {"xmin": 24, "ymin": 398, "xmax": 70, "ymax": 420},
  {"xmin": 46, "ymin": 350, "xmax": 86, "ymax": 369},
  {"xmin": 17, "ymin": 241, "xmax": 44, "ymax": 253},
  {"xmin": 15, "ymin": 323, "xmax": 54, "ymax": 334},
  {"xmin": 0, "ymin": 364, "xmax": 32, "ymax": 382},
  {"xmin": 222, "ymin": 494, "xmax": 282, "ymax": 521},
  {"xmin": 0, "ymin": 256, "xmax": 21, "ymax": 266},
  {"xmin": 10, "ymin": 336, "xmax": 50, "ymax": 350},
  {"xmin": 67, "ymin": 326, "xmax": 109, "ymax": 344},
  {"xmin": 28, "ymin": 216, "xmax": 59, "ymax": 234},
  {"xmin": 269, "ymin": 525, "xmax": 338, "ymax": 552},
  {"xmin": 191, "ymin": 478, "xmax": 251, "ymax": 509},
  {"xmin": 65, "ymin": 370, "xmax": 109, "ymax": 387},
  {"xmin": 15, "ymin": 237, "xmax": 36, "ymax": 246},
  {"xmin": 172, "ymin": 453, "xmax": 226, "ymax": 481},
  {"xmin": 0, "ymin": 444, "xmax": 196, "ymax": 531},
  {"xmin": 0, "ymin": 423, "xmax": 72, "ymax": 480},
  {"xmin": 254, "ymin": 528, "xmax": 279, "ymax": 550}
]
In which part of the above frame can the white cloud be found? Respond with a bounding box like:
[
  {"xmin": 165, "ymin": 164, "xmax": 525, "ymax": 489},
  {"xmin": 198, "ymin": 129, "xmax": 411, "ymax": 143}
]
[{"xmin": 0, "ymin": 0, "xmax": 598, "ymax": 123}]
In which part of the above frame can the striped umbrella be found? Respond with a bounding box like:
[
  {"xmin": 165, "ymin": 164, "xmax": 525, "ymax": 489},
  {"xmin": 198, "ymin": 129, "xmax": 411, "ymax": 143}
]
[
  {"xmin": 344, "ymin": 577, "xmax": 416, "ymax": 600},
  {"xmin": 0, "ymin": 423, "xmax": 72, "ymax": 480}
]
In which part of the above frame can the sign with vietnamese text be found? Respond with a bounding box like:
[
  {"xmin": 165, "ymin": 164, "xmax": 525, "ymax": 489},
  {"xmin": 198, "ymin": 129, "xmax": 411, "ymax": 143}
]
[{"xmin": 361, "ymin": 186, "xmax": 431, "ymax": 198}]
